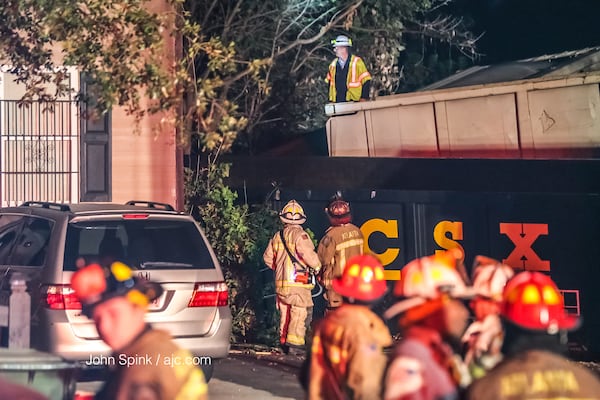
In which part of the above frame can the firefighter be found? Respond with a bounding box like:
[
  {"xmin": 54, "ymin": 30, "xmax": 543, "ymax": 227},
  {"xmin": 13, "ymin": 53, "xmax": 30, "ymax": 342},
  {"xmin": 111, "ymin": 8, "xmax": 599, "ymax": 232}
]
[
  {"xmin": 70, "ymin": 262, "xmax": 207, "ymax": 400},
  {"xmin": 326, "ymin": 35, "xmax": 372, "ymax": 103},
  {"xmin": 461, "ymin": 256, "xmax": 514, "ymax": 378},
  {"xmin": 466, "ymin": 271, "xmax": 600, "ymax": 399},
  {"xmin": 263, "ymin": 200, "xmax": 322, "ymax": 354},
  {"xmin": 383, "ymin": 249, "xmax": 474, "ymax": 400},
  {"xmin": 308, "ymin": 254, "xmax": 392, "ymax": 400},
  {"xmin": 317, "ymin": 195, "xmax": 364, "ymax": 311}
]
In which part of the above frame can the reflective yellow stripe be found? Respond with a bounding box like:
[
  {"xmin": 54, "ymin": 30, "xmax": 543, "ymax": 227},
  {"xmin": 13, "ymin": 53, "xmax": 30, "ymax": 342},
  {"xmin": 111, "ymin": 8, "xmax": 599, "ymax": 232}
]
[
  {"xmin": 287, "ymin": 334, "xmax": 305, "ymax": 346},
  {"xmin": 175, "ymin": 368, "xmax": 208, "ymax": 399},
  {"xmin": 356, "ymin": 71, "xmax": 371, "ymax": 82},
  {"xmin": 334, "ymin": 238, "xmax": 364, "ymax": 252},
  {"xmin": 350, "ymin": 56, "xmax": 358, "ymax": 84},
  {"xmin": 275, "ymin": 280, "xmax": 314, "ymax": 288},
  {"xmin": 172, "ymin": 349, "xmax": 208, "ymax": 400},
  {"xmin": 334, "ymin": 238, "xmax": 364, "ymax": 273}
]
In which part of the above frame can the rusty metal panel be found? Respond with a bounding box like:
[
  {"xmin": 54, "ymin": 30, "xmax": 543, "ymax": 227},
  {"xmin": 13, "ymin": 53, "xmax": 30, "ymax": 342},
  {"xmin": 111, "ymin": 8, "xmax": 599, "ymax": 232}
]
[
  {"xmin": 368, "ymin": 103, "xmax": 438, "ymax": 157},
  {"xmin": 326, "ymin": 112, "xmax": 369, "ymax": 156},
  {"xmin": 444, "ymin": 94, "xmax": 520, "ymax": 156},
  {"xmin": 528, "ymin": 84, "xmax": 600, "ymax": 148}
]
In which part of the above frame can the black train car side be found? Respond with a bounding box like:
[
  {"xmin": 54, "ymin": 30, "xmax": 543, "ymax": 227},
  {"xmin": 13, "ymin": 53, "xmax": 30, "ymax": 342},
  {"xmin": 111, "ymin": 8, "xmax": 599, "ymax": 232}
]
[{"xmin": 228, "ymin": 156, "xmax": 600, "ymax": 355}]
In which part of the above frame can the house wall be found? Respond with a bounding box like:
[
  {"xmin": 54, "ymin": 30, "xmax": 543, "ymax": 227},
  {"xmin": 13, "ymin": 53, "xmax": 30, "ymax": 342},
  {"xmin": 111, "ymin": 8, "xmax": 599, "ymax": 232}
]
[
  {"xmin": 0, "ymin": 0, "xmax": 182, "ymax": 208},
  {"xmin": 110, "ymin": 0, "xmax": 181, "ymax": 209}
]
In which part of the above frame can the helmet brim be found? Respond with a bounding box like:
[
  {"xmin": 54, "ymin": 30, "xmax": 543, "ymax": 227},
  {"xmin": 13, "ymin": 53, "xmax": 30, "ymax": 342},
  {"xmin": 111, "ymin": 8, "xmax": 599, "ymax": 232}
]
[
  {"xmin": 279, "ymin": 216, "xmax": 306, "ymax": 225},
  {"xmin": 502, "ymin": 312, "xmax": 581, "ymax": 333},
  {"xmin": 82, "ymin": 279, "xmax": 163, "ymax": 317},
  {"xmin": 332, "ymin": 277, "xmax": 386, "ymax": 302},
  {"xmin": 384, "ymin": 286, "xmax": 476, "ymax": 320}
]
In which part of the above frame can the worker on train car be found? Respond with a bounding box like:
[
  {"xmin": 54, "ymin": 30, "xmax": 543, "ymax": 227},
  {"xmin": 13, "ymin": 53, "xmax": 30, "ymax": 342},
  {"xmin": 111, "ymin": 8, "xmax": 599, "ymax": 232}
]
[
  {"xmin": 325, "ymin": 35, "xmax": 372, "ymax": 103},
  {"xmin": 466, "ymin": 271, "xmax": 600, "ymax": 399}
]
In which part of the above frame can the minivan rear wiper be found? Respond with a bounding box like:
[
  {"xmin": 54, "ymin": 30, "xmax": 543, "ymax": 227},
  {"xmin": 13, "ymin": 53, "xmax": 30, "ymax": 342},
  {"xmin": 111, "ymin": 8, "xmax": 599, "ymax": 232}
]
[{"xmin": 139, "ymin": 262, "xmax": 195, "ymax": 269}]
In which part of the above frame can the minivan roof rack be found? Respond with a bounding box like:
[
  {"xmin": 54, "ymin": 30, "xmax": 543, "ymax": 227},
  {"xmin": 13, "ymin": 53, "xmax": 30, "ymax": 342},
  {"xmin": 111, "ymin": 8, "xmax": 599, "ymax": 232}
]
[
  {"xmin": 20, "ymin": 201, "xmax": 71, "ymax": 211},
  {"xmin": 125, "ymin": 200, "xmax": 175, "ymax": 211}
]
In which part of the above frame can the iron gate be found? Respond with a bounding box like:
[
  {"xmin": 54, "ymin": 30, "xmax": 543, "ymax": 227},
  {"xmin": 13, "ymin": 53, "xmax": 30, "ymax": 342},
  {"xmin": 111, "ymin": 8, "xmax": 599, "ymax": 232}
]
[{"xmin": 0, "ymin": 100, "xmax": 80, "ymax": 206}]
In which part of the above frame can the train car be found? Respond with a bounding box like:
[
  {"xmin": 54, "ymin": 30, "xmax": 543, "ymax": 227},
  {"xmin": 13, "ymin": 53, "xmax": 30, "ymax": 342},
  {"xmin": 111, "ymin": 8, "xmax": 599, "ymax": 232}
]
[{"xmin": 228, "ymin": 156, "xmax": 600, "ymax": 355}]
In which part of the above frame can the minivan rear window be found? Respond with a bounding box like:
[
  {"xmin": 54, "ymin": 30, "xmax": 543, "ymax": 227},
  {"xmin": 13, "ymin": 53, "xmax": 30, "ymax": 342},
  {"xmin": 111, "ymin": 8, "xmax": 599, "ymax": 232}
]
[{"xmin": 63, "ymin": 219, "xmax": 216, "ymax": 271}]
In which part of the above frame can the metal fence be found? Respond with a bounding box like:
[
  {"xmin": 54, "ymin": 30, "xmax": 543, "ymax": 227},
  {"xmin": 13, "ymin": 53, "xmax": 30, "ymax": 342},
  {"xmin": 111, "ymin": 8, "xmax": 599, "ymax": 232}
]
[
  {"xmin": 560, "ymin": 289, "xmax": 581, "ymax": 316},
  {"xmin": 0, "ymin": 100, "xmax": 80, "ymax": 206}
]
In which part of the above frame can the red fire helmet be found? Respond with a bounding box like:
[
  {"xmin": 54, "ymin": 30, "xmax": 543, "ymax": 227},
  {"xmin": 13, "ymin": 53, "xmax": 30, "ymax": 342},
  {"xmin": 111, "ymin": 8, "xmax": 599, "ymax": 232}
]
[
  {"xmin": 332, "ymin": 254, "xmax": 387, "ymax": 302},
  {"xmin": 501, "ymin": 271, "xmax": 579, "ymax": 334}
]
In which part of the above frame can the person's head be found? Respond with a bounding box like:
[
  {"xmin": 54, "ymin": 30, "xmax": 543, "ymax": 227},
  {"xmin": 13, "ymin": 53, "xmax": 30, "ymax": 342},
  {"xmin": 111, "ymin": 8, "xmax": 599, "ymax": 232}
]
[
  {"xmin": 279, "ymin": 200, "xmax": 307, "ymax": 225},
  {"xmin": 499, "ymin": 271, "xmax": 579, "ymax": 356},
  {"xmin": 470, "ymin": 255, "xmax": 514, "ymax": 320},
  {"xmin": 98, "ymin": 235, "xmax": 124, "ymax": 267},
  {"xmin": 325, "ymin": 194, "xmax": 352, "ymax": 226},
  {"xmin": 70, "ymin": 262, "xmax": 163, "ymax": 350},
  {"xmin": 385, "ymin": 249, "xmax": 474, "ymax": 342},
  {"xmin": 332, "ymin": 35, "xmax": 352, "ymax": 61},
  {"xmin": 332, "ymin": 254, "xmax": 387, "ymax": 305}
]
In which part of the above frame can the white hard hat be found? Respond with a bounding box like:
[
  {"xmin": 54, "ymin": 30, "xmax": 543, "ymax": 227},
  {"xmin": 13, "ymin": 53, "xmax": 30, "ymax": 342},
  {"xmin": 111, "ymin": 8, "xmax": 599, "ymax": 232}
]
[{"xmin": 332, "ymin": 35, "xmax": 353, "ymax": 48}]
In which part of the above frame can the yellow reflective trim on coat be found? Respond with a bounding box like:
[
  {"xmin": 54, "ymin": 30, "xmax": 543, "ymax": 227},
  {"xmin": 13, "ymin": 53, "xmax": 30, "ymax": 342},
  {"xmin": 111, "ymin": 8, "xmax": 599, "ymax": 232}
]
[
  {"xmin": 287, "ymin": 334, "xmax": 305, "ymax": 346},
  {"xmin": 275, "ymin": 280, "xmax": 314, "ymax": 289},
  {"xmin": 500, "ymin": 370, "xmax": 580, "ymax": 397},
  {"xmin": 175, "ymin": 368, "xmax": 208, "ymax": 400},
  {"xmin": 171, "ymin": 348, "xmax": 208, "ymax": 400}
]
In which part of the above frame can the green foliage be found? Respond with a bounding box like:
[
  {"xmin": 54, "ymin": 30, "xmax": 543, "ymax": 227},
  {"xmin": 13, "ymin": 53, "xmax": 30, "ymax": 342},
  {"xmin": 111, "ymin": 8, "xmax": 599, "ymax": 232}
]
[
  {"xmin": 0, "ymin": 0, "xmax": 478, "ymax": 153},
  {"xmin": 244, "ymin": 203, "xmax": 284, "ymax": 346},
  {"xmin": 184, "ymin": 157, "xmax": 282, "ymax": 345},
  {"xmin": 0, "ymin": 0, "xmax": 169, "ymax": 124},
  {"xmin": 185, "ymin": 161, "xmax": 250, "ymax": 265}
]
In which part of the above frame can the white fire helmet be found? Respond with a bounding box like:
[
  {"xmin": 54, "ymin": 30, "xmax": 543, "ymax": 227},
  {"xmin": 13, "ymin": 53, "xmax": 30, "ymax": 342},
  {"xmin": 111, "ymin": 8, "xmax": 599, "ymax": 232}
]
[
  {"xmin": 279, "ymin": 200, "xmax": 306, "ymax": 225},
  {"xmin": 384, "ymin": 249, "xmax": 475, "ymax": 319}
]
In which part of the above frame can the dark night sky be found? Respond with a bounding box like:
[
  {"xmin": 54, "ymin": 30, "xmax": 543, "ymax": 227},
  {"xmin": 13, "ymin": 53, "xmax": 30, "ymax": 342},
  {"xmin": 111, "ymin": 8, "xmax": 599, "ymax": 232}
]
[{"xmin": 451, "ymin": 0, "xmax": 600, "ymax": 64}]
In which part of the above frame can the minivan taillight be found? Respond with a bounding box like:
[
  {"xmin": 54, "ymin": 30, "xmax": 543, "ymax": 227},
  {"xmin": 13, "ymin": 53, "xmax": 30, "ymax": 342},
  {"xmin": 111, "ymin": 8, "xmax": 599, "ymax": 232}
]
[
  {"xmin": 188, "ymin": 282, "xmax": 228, "ymax": 307},
  {"xmin": 43, "ymin": 285, "xmax": 82, "ymax": 310}
]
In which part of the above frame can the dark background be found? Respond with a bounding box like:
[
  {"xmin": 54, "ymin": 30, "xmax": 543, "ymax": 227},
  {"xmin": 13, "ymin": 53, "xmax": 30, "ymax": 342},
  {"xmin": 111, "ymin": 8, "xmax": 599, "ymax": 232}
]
[{"xmin": 450, "ymin": 0, "xmax": 600, "ymax": 63}]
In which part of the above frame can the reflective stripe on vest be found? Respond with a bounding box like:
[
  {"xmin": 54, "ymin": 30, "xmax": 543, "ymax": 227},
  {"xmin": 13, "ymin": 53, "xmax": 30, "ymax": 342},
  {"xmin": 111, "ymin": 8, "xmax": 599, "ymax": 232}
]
[
  {"xmin": 328, "ymin": 55, "xmax": 370, "ymax": 102},
  {"xmin": 348, "ymin": 56, "xmax": 365, "ymax": 88}
]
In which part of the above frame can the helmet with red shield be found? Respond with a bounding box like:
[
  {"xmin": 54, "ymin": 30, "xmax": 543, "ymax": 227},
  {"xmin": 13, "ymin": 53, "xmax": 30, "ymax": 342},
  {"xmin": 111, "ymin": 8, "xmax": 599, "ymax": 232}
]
[{"xmin": 325, "ymin": 194, "xmax": 352, "ymax": 226}]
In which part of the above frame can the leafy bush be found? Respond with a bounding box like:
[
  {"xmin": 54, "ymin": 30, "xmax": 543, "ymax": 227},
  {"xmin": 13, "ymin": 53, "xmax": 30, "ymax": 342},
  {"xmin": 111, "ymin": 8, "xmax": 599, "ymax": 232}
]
[{"xmin": 185, "ymin": 160, "xmax": 281, "ymax": 345}]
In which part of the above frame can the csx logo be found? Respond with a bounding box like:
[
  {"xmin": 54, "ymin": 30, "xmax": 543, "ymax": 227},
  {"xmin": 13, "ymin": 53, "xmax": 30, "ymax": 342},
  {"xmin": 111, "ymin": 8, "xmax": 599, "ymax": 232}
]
[{"xmin": 360, "ymin": 219, "xmax": 550, "ymax": 280}]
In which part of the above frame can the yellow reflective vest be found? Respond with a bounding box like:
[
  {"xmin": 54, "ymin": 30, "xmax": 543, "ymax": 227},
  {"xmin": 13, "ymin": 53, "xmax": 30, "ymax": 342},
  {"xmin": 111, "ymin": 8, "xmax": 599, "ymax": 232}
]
[{"xmin": 326, "ymin": 54, "xmax": 372, "ymax": 102}]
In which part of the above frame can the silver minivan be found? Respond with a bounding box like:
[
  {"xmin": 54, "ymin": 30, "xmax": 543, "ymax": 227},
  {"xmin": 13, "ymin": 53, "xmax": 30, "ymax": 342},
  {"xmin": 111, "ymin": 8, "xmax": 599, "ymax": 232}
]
[{"xmin": 0, "ymin": 201, "xmax": 231, "ymax": 380}]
